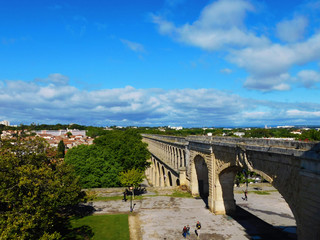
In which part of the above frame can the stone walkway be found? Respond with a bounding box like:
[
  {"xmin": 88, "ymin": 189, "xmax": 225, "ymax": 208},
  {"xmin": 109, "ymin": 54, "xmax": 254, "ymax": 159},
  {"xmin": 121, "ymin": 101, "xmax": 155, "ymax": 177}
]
[{"xmin": 89, "ymin": 183, "xmax": 296, "ymax": 240}]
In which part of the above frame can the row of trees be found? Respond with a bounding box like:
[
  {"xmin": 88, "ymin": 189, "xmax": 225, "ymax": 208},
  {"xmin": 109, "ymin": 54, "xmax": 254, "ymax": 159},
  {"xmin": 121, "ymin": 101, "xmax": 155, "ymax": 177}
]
[{"xmin": 65, "ymin": 129, "xmax": 150, "ymax": 188}]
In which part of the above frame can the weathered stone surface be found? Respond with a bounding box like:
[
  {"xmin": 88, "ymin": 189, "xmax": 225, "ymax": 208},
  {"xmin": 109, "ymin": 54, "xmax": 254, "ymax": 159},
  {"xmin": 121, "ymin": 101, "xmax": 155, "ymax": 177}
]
[{"xmin": 143, "ymin": 134, "xmax": 320, "ymax": 239}]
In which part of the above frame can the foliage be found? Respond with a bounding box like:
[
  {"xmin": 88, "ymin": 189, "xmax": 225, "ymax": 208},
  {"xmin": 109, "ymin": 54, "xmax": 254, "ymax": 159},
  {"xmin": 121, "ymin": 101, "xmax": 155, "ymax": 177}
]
[
  {"xmin": 0, "ymin": 137, "xmax": 85, "ymax": 239},
  {"xmin": 298, "ymin": 129, "xmax": 320, "ymax": 141},
  {"xmin": 69, "ymin": 214, "xmax": 129, "ymax": 240},
  {"xmin": 65, "ymin": 129, "xmax": 150, "ymax": 188},
  {"xmin": 57, "ymin": 140, "xmax": 65, "ymax": 158},
  {"xmin": 169, "ymin": 190, "xmax": 193, "ymax": 198},
  {"xmin": 119, "ymin": 168, "xmax": 145, "ymax": 188},
  {"xmin": 86, "ymin": 127, "xmax": 109, "ymax": 138}
]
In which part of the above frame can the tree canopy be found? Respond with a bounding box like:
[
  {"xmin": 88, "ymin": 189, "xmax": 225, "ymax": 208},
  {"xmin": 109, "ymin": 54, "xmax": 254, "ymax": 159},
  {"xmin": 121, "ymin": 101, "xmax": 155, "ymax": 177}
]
[
  {"xmin": 119, "ymin": 168, "xmax": 145, "ymax": 188},
  {"xmin": 0, "ymin": 137, "xmax": 85, "ymax": 239},
  {"xmin": 65, "ymin": 129, "xmax": 150, "ymax": 188}
]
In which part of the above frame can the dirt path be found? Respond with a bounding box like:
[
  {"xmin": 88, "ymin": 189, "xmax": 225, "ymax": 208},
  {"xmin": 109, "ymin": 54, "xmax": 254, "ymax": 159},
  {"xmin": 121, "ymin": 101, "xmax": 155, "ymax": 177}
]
[{"xmin": 129, "ymin": 213, "xmax": 142, "ymax": 240}]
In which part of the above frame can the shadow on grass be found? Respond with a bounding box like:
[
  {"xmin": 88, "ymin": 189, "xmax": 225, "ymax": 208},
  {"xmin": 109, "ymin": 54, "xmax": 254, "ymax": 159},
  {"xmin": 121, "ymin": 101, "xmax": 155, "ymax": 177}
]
[
  {"xmin": 63, "ymin": 225, "xmax": 94, "ymax": 240},
  {"xmin": 229, "ymin": 206, "xmax": 297, "ymax": 240},
  {"xmin": 61, "ymin": 204, "xmax": 96, "ymax": 239},
  {"xmin": 70, "ymin": 204, "xmax": 96, "ymax": 218}
]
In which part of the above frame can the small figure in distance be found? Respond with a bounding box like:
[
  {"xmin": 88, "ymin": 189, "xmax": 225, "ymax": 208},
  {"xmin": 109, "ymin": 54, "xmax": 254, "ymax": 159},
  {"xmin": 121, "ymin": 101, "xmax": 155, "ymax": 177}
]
[
  {"xmin": 195, "ymin": 221, "xmax": 201, "ymax": 239},
  {"xmin": 186, "ymin": 224, "xmax": 190, "ymax": 237},
  {"xmin": 244, "ymin": 189, "xmax": 248, "ymax": 201},
  {"xmin": 123, "ymin": 190, "xmax": 127, "ymax": 202},
  {"xmin": 182, "ymin": 226, "xmax": 187, "ymax": 238}
]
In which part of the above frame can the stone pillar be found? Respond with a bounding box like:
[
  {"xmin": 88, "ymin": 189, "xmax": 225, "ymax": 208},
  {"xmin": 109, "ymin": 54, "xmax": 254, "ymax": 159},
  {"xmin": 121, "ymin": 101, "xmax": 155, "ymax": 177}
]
[{"xmin": 179, "ymin": 167, "xmax": 187, "ymax": 186}]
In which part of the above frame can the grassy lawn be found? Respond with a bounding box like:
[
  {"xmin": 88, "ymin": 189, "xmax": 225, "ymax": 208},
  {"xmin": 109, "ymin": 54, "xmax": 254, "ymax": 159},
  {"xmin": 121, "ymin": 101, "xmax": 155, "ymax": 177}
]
[{"xmin": 70, "ymin": 214, "xmax": 130, "ymax": 240}]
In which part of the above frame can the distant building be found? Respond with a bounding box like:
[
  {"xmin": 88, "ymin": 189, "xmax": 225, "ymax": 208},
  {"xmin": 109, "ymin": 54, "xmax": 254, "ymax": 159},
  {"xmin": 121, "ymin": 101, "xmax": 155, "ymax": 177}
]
[
  {"xmin": 35, "ymin": 129, "xmax": 86, "ymax": 137},
  {"xmin": 168, "ymin": 126, "xmax": 183, "ymax": 130},
  {"xmin": 234, "ymin": 132, "xmax": 245, "ymax": 137},
  {"xmin": 0, "ymin": 120, "xmax": 10, "ymax": 126}
]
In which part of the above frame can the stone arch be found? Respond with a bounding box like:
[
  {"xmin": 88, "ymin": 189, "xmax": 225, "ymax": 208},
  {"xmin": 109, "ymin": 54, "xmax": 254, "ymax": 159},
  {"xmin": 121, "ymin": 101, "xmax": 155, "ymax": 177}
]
[
  {"xmin": 214, "ymin": 165, "xmax": 243, "ymax": 214},
  {"xmin": 176, "ymin": 179, "xmax": 180, "ymax": 186},
  {"xmin": 168, "ymin": 171, "xmax": 173, "ymax": 186},
  {"xmin": 215, "ymin": 161, "xmax": 298, "ymax": 233},
  {"xmin": 178, "ymin": 148, "xmax": 183, "ymax": 167},
  {"xmin": 183, "ymin": 150, "xmax": 186, "ymax": 167},
  {"xmin": 161, "ymin": 165, "xmax": 166, "ymax": 187},
  {"xmin": 191, "ymin": 154, "xmax": 209, "ymax": 199},
  {"xmin": 157, "ymin": 162, "xmax": 161, "ymax": 187}
]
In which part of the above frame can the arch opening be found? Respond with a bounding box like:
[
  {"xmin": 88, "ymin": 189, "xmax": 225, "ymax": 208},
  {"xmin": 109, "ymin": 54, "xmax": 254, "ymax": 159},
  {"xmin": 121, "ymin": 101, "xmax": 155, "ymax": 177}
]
[
  {"xmin": 193, "ymin": 155, "xmax": 209, "ymax": 201},
  {"xmin": 218, "ymin": 166, "xmax": 297, "ymax": 239},
  {"xmin": 176, "ymin": 179, "xmax": 180, "ymax": 186},
  {"xmin": 161, "ymin": 166, "xmax": 166, "ymax": 187},
  {"xmin": 168, "ymin": 171, "xmax": 173, "ymax": 186}
]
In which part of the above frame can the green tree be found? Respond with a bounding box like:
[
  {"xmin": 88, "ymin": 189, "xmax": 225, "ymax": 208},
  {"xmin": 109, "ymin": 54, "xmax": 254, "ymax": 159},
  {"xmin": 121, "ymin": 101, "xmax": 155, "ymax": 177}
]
[
  {"xmin": 65, "ymin": 129, "xmax": 150, "ymax": 188},
  {"xmin": 119, "ymin": 169, "xmax": 145, "ymax": 188},
  {"xmin": 57, "ymin": 140, "xmax": 65, "ymax": 158},
  {"xmin": 298, "ymin": 129, "xmax": 320, "ymax": 141},
  {"xmin": 0, "ymin": 137, "xmax": 85, "ymax": 239}
]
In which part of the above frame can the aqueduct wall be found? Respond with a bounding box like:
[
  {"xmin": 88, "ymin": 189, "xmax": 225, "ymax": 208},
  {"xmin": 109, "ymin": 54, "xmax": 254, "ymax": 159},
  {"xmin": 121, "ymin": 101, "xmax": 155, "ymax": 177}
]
[{"xmin": 142, "ymin": 134, "xmax": 320, "ymax": 240}]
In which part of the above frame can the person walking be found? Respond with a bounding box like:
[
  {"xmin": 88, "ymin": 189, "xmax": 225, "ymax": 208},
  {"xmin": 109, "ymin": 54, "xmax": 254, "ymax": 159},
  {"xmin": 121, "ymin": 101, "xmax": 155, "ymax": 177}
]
[
  {"xmin": 195, "ymin": 221, "xmax": 201, "ymax": 239},
  {"xmin": 182, "ymin": 226, "xmax": 187, "ymax": 238},
  {"xmin": 186, "ymin": 225, "xmax": 190, "ymax": 237},
  {"xmin": 244, "ymin": 189, "xmax": 248, "ymax": 201}
]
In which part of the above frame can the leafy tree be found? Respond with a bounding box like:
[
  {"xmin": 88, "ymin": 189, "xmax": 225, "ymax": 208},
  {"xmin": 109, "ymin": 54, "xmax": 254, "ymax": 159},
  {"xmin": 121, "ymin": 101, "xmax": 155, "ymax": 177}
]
[
  {"xmin": 298, "ymin": 129, "xmax": 320, "ymax": 141},
  {"xmin": 66, "ymin": 132, "xmax": 72, "ymax": 138},
  {"xmin": 0, "ymin": 137, "xmax": 85, "ymax": 239},
  {"xmin": 119, "ymin": 169, "xmax": 145, "ymax": 188},
  {"xmin": 65, "ymin": 129, "xmax": 150, "ymax": 188},
  {"xmin": 57, "ymin": 140, "xmax": 65, "ymax": 158}
]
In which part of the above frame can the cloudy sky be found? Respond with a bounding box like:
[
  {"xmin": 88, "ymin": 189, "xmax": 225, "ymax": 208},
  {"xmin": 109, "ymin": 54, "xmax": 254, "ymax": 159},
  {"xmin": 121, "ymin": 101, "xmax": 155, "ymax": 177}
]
[{"xmin": 1, "ymin": 0, "xmax": 320, "ymax": 127}]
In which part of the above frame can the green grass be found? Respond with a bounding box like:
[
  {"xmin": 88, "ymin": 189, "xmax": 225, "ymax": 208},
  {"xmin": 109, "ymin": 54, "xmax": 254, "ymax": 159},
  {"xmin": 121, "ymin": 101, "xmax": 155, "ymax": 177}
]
[
  {"xmin": 70, "ymin": 214, "xmax": 130, "ymax": 240},
  {"xmin": 169, "ymin": 190, "xmax": 193, "ymax": 198}
]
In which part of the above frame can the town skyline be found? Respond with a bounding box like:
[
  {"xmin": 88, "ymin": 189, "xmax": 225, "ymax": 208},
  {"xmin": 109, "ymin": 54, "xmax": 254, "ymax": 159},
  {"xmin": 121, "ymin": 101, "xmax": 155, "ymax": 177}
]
[{"xmin": 1, "ymin": 0, "xmax": 320, "ymax": 127}]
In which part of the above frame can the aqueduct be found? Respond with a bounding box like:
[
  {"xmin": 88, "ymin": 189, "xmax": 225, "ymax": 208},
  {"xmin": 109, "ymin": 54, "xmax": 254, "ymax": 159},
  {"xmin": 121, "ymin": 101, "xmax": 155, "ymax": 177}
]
[{"xmin": 142, "ymin": 134, "xmax": 320, "ymax": 240}]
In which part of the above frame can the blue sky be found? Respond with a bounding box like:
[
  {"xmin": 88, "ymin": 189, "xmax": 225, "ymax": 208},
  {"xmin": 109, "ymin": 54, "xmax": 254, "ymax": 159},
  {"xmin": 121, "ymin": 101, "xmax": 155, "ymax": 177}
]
[{"xmin": 1, "ymin": 0, "xmax": 320, "ymax": 127}]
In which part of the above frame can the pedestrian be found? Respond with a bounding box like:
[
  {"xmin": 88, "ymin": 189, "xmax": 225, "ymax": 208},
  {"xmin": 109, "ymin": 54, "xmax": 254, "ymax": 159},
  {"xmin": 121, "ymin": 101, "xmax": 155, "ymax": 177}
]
[
  {"xmin": 182, "ymin": 226, "xmax": 187, "ymax": 238},
  {"xmin": 186, "ymin": 225, "xmax": 190, "ymax": 236},
  {"xmin": 195, "ymin": 221, "xmax": 201, "ymax": 239},
  {"xmin": 244, "ymin": 190, "xmax": 248, "ymax": 201},
  {"xmin": 123, "ymin": 191, "xmax": 127, "ymax": 202}
]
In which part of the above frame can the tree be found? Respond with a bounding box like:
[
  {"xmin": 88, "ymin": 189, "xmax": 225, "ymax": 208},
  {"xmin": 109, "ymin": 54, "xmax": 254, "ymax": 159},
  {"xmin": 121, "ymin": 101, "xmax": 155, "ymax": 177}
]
[
  {"xmin": 65, "ymin": 129, "xmax": 150, "ymax": 188},
  {"xmin": 57, "ymin": 140, "xmax": 65, "ymax": 158},
  {"xmin": 119, "ymin": 169, "xmax": 145, "ymax": 188},
  {"xmin": 66, "ymin": 132, "xmax": 72, "ymax": 138},
  {"xmin": 0, "ymin": 137, "xmax": 85, "ymax": 239}
]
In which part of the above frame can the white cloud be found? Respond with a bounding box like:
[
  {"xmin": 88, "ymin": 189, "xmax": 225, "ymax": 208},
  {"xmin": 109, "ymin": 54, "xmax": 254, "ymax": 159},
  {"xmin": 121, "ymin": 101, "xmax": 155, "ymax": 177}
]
[
  {"xmin": 276, "ymin": 16, "xmax": 308, "ymax": 43},
  {"xmin": 152, "ymin": 0, "xmax": 269, "ymax": 51},
  {"xmin": 152, "ymin": 0, "xmax": 320, "ymax": 92},
  {"xmin": 286, "ymin": 109, "xmax": 320, "ymax": 117},
  {"xmin": 243, "ymin": 73, "xmax": 291, "ymax": 91},
  {"xmin": 230, "ymin": 33, "xmax": 320, "ymax": 91},
  {"xmin": 1, "ymin": 77, "xmax": 320, "ymax": 126},
  {"xmin": 295, "ymin": 70, "xmax": 320, "ymax": 88},
  {"xmin": 121, "ymin": 39, "xmax": 145, "ymax": 53}
]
